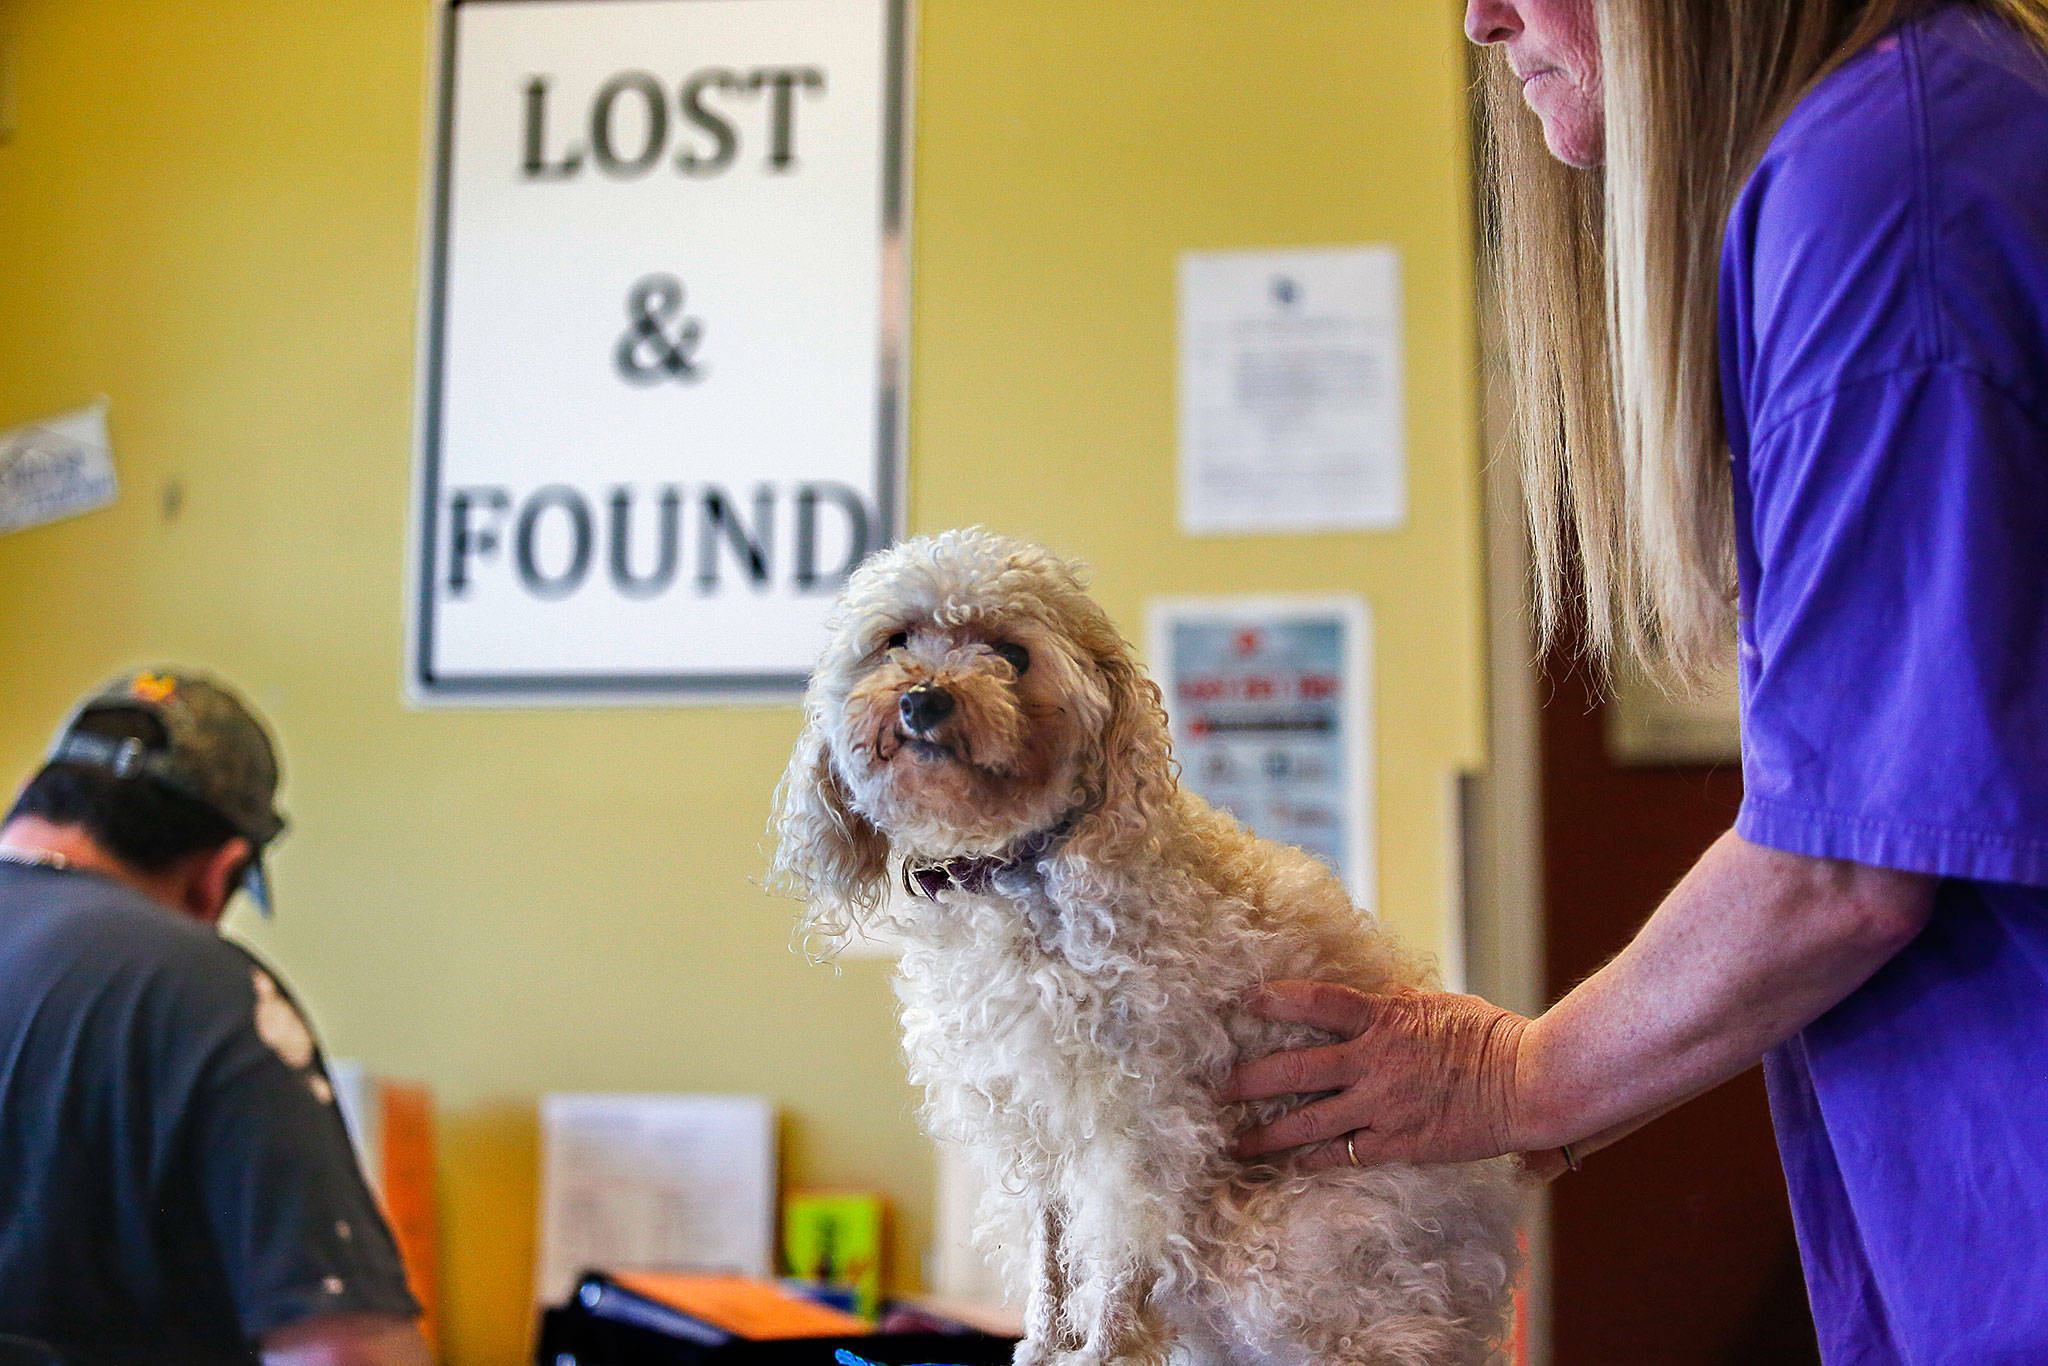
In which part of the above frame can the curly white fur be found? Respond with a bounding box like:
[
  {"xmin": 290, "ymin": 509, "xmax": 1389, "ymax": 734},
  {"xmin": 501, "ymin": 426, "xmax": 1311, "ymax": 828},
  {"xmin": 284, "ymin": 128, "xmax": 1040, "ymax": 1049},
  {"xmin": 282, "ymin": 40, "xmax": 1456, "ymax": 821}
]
[{"xmin": 772, "ymin": 529, "xmax": 1520, "ymax": 1366}]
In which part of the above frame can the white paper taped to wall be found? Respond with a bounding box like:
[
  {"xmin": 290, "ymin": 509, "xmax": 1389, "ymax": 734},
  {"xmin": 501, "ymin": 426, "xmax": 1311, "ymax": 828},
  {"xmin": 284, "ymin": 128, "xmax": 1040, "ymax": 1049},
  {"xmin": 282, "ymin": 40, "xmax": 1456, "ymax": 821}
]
[
  {"xmin": 1178, "ymin": 247, "xmax": 1406, "ymax": 535},
  {"xmin": 0, "ymin": 400, "xmax": 117, "ymax": 537},
  {"xmin": 535, "ymin": 1093, "xmax": 776, "ymax": 1306}
]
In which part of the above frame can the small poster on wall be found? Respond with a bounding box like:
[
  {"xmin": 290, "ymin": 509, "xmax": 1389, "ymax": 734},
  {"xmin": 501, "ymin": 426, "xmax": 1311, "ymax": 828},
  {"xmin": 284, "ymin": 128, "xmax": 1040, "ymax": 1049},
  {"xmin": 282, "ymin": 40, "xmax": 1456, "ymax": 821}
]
[
  {"xmin": 411, "ymin": 0, "xmax": 910, "ymax": 704},
  {"xmin": 1149, "ymin": 597, "xmax": 1375, "ymax": 910},
  {"xmin": 1177, "ymin": 246, "xmax": 1406, "ymax": 536},
  {"xmin": 0, "ymin": 400, "xmax": 117, "ymax": 538}
]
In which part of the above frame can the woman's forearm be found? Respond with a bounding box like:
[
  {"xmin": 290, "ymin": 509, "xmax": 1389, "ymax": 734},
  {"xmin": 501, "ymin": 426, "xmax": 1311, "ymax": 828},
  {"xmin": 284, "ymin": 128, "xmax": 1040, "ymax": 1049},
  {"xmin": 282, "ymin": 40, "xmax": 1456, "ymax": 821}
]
[
  {"xmin": 1511, "ymin": 830, "xmax": 1935, "ymax": 1151},
  {"xmin": 1227, "ymin": 829, "xmax": 1937, "ymax": 1170}
]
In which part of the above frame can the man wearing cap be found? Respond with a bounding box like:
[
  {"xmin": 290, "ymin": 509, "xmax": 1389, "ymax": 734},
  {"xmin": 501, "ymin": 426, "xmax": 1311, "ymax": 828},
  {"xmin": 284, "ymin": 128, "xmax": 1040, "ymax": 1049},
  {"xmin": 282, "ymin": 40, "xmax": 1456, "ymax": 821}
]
[{"xmin": 0, "ymin": 670, "xmax": 430, "ymax": 1366}]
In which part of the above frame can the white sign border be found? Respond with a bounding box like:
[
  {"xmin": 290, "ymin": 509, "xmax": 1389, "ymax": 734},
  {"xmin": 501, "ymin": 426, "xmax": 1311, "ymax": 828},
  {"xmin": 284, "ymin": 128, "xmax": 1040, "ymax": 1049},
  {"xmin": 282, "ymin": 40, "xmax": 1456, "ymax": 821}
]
[{"xmin": 404, "ymin": 0, "xmax": 915, "ymax": 708}]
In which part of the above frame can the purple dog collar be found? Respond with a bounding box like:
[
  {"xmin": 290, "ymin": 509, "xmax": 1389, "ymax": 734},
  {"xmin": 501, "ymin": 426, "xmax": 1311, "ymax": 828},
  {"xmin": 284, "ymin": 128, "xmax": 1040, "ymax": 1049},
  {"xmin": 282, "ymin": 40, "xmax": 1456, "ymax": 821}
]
[{"xmin": 901, "ymin": 820, "xmax": 1074, "ymax": 901}]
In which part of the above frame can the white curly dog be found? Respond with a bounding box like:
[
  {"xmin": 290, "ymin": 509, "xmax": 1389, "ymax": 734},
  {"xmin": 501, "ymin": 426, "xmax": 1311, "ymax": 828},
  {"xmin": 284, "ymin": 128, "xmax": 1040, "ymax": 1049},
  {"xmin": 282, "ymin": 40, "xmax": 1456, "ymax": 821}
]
[{"xmin": 772, "ymin": 529, "xmax": 1520, "ymax": 1366}]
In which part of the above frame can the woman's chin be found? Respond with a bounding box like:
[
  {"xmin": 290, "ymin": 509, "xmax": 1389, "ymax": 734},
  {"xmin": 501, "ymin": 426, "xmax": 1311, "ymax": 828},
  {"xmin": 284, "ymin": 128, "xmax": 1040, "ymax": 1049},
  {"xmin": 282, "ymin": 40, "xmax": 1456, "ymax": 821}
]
[
  {"xmin": 1523, "ymin": 82, "xmax": 1605, "ymax": 169},
  {"xmin": 1541, "ymin": 119, "xmax": 1605, "ymax": 170}
]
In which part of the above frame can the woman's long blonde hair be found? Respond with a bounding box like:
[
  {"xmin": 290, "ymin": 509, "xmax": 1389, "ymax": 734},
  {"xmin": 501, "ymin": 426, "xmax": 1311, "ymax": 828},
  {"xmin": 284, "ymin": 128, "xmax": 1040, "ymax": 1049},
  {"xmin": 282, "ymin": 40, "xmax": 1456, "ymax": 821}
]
[{"xmin": 1485, "ymin": 0, "xmax": 2048, "ymax": 689}]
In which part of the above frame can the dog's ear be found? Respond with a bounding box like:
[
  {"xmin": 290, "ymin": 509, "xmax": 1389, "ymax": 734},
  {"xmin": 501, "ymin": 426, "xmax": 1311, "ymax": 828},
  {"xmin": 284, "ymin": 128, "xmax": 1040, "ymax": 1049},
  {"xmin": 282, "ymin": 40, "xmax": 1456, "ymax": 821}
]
[
  {"xmin": 1065, "ymin": 639, "xmax": 1177, "ymax": 867},
  {"xmin": 769, "ymin": 708, "xmax": 892, "ymax": 946}
]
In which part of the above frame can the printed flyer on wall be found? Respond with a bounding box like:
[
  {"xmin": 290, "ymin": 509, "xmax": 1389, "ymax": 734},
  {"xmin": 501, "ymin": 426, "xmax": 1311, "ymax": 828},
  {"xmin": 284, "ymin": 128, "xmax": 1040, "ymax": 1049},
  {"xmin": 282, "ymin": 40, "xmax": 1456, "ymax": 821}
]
[{"xmin": 1149, "ymin": 597, "xmax": 1374, "ymax": 909}]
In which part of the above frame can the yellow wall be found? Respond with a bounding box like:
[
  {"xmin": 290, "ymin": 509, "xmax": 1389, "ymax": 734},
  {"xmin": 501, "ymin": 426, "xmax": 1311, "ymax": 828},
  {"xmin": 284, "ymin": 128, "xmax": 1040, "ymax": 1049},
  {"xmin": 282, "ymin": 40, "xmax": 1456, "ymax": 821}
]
[{"xmin": 0, "ymin": 3, "xmax": 1482, "ymax": 1363}]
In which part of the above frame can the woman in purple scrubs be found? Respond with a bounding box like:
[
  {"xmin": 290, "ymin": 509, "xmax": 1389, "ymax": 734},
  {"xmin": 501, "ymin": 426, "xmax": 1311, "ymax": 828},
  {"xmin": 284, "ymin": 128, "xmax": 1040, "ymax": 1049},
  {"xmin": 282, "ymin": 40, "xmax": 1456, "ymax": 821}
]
[{"xmin": 1229, "ymin": 1, "xmax": 2048, "ymax": 1358}]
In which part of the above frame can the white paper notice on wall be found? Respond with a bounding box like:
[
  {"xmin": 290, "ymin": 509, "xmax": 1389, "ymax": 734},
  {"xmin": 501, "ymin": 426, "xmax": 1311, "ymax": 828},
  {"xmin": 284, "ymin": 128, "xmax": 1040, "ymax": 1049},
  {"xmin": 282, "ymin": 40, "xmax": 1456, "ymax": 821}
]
[
  {"xmin": 535, "ymin": 1093, "xmax": 776, "ymax": 1307},
  {"xmin": 1178, "ymin": 247, "xmax": 1405, "ymax": 535},
  {"xmin": 0, "ymin": 400, "xmax": 117, "ymax": 537}
]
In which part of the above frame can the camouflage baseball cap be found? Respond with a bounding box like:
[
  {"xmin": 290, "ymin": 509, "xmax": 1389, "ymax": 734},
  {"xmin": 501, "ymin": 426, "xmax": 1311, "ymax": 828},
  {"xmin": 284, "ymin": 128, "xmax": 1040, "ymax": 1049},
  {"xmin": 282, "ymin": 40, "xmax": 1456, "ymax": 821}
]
[{"xmin": 46, "ymin": 669, "xmax": 288, "ymax": 914}]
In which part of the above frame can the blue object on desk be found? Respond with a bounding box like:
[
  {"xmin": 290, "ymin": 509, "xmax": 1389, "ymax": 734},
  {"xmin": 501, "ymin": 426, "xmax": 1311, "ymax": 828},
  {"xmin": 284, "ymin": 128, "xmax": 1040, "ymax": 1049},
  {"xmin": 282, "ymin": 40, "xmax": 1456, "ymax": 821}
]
[{"xmin": 836, "ymin": 1352, "xmax": 967, "ymax": 1366}]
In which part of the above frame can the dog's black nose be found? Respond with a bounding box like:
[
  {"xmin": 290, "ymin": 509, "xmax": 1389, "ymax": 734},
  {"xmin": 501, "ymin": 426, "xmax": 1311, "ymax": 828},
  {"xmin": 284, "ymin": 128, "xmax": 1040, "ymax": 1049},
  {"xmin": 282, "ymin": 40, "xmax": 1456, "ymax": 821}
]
[{"xmin": 899, "ymin": 684, "xmax": 956, "ymax": 734}]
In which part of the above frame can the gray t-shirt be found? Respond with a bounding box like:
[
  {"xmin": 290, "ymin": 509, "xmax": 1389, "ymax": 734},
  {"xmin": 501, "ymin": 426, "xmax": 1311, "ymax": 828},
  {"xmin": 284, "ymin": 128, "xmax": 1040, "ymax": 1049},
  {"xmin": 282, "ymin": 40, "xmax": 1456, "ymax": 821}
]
[{"xmin": 0, "ymin": 861, "xmax": 419, "ymax": 1364}]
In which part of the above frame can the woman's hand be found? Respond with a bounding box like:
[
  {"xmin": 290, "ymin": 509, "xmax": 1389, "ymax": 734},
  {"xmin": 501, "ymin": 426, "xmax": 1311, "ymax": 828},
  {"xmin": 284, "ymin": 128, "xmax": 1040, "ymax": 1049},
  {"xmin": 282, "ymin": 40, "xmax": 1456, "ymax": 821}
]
[
  {"xmin": 1224, "ymin": 982, "xmax": 1533, "ymax": 1171},
  {"xmin": 1224, "ymin": 833, "xmax": 1936, "ymax": 1175}
]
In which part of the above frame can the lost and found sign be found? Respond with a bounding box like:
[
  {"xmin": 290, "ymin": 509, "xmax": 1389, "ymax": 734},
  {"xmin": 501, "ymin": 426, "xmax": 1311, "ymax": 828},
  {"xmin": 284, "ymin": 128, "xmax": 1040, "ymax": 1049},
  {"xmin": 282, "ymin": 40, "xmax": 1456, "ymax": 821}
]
[{"xmin": 412, "ymin": 0, "xmax": 908, "ymax": 702}]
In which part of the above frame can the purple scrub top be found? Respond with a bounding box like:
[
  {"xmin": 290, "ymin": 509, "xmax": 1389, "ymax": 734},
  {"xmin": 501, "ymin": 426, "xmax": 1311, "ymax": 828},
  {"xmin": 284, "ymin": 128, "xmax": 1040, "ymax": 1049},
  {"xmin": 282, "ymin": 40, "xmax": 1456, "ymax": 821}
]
[{"xmin": 1719, "ymin": 6, "xmax": 2048, "ymax": 1361}]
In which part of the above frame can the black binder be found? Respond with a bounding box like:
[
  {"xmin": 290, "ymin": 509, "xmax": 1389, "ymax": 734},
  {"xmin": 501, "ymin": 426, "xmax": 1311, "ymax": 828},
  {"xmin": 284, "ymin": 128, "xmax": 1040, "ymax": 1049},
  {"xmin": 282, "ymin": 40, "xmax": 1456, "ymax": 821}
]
[{"xmin": 536, "ymin": 1272, "xmax": 1017, "ymax": 1366}]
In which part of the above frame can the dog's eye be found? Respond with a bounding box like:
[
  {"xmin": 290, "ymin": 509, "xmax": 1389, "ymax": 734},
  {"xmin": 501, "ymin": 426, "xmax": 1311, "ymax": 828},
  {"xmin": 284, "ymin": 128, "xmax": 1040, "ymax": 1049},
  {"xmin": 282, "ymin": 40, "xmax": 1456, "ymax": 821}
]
[
  {"xmin": 992, "ymin": 642, "xmax": 1030, "ymax": 676},
  {"xmin": 884, "ymin": 630, "xmax": 909, "ymax": 652}
]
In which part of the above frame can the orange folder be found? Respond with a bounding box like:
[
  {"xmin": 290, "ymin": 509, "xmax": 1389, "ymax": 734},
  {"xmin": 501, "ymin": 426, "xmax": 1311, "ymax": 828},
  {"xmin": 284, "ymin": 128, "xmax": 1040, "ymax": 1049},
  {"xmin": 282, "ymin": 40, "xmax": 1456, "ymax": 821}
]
[{"xmin": 609, "ymin": 1272, "xmax": 873, "ymax": 1340}]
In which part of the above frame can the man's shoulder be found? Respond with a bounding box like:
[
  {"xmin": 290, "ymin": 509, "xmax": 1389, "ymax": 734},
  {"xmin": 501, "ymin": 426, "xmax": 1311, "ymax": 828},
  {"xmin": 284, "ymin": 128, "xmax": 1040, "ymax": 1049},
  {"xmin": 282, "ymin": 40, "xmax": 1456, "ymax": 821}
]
[{"xmin": 0, "ymin": 865, "xmax": 254, "ymax": 996}]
